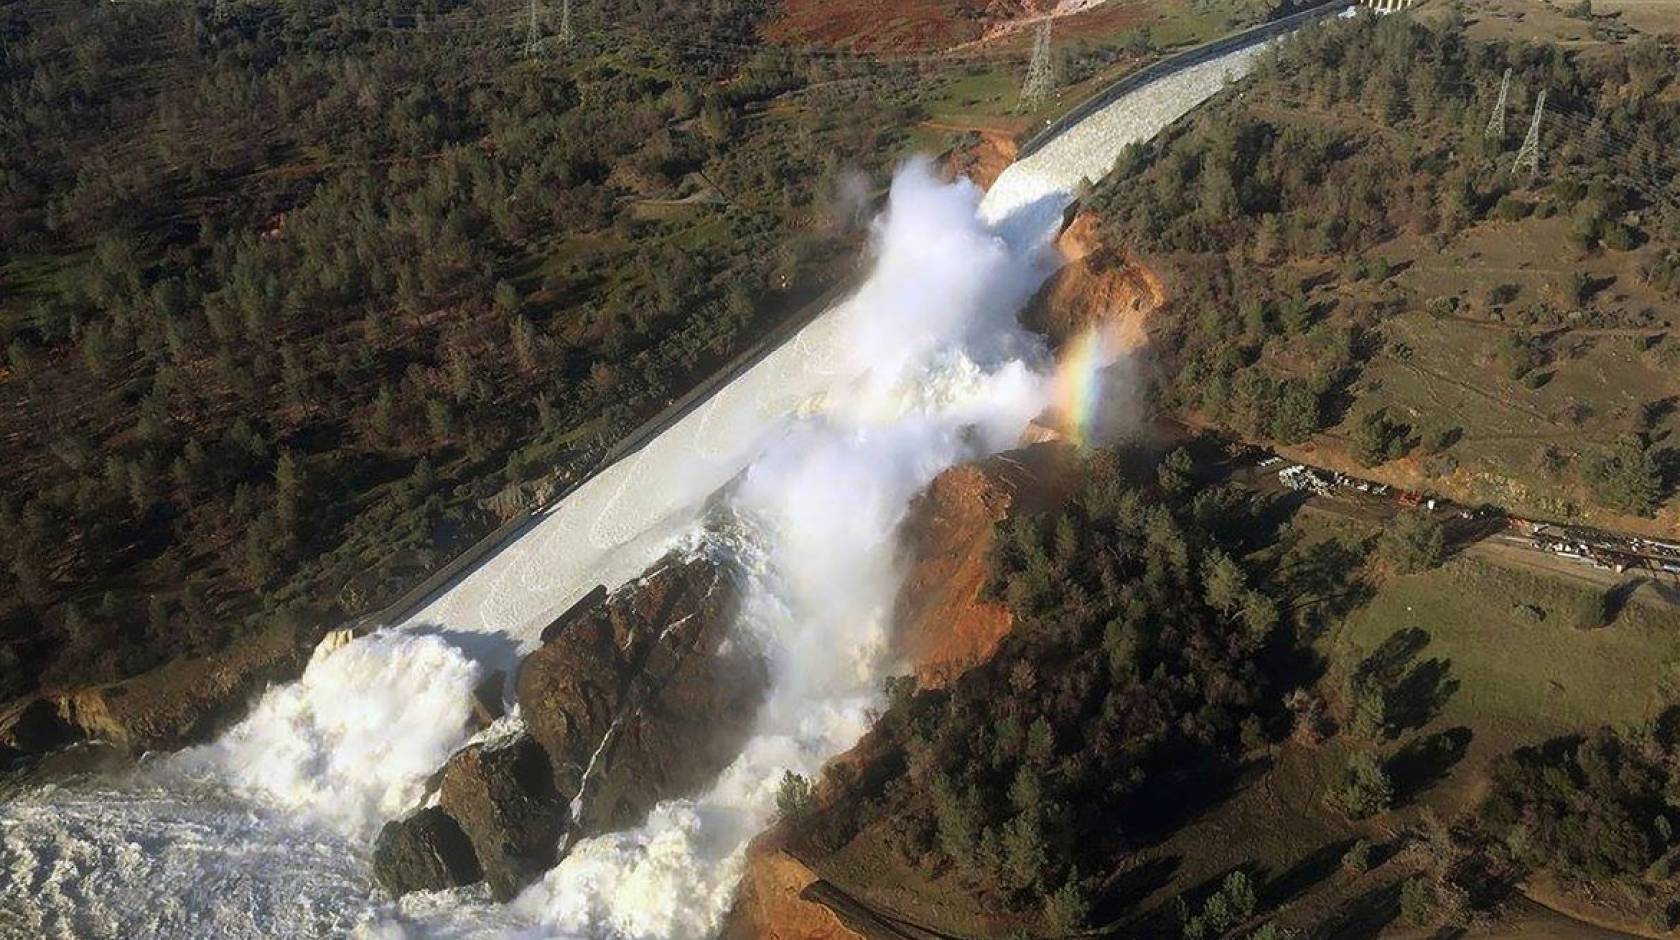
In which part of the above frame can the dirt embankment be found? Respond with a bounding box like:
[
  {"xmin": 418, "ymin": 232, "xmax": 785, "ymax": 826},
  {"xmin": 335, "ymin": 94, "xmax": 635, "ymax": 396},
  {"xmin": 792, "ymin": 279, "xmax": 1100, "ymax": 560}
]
[
  {"xmin": 724, "ymin": 829, "xmax": 866, "ymax": 940},
  {"xmin": 892, "ymin": 443, "xmax": 1071, "ymax": 689},
  {"xmin": 938, "ymin": 130, "xmax": 1019, "ymax": 191},
  {"xmin": 1024, "ymin": 211, "xmax": 1165, "ymax": 355}
]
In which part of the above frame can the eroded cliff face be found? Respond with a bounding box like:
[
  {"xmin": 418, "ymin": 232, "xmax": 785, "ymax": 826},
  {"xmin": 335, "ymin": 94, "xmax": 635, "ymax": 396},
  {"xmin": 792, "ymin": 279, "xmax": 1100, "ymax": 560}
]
[
  {"xmin": 725, "ymin": 214, "xmax": 1167, "ymax": 940},
  {"xmin": 891, "ymin": 443, "xmax": 1071, "ymax": 690},
  {"xmin": 1023, "ymin": 211, "xmax": 1165, "ymax": 355},
  {"xmin": 723, "ymin": 829, "xmax": 865, "ymax": 940},
  {"xmin": 374, "ymin": 551, "xmax": 768, "ymax": 901},
  {"xmin": 0, "ymin": 620, "xmax": 323, "ymax": 763},
  {"xmin": 939, "ymin": 130, "xmax": 1020, "ymax": 192}
]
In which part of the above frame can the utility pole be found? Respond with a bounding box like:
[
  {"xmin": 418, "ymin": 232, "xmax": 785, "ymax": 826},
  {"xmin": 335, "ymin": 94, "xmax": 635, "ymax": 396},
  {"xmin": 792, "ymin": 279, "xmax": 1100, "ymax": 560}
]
[
  {"xmin": 1512, "ymin": 89, "xmax": 1546, "ymax": 176},
  {"xmin": 1484, "ymin": 67, "xmax": 1511, "ymax": 141},
  {"xmin": 1019, "ymin": 18, "xmax": 1054, "ymax": 112}
]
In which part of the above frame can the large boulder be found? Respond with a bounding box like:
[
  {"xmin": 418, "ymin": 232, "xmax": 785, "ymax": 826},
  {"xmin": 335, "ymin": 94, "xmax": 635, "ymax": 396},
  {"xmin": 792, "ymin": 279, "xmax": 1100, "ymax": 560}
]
[
  {"xmin": 437, "ymin": 732, "xmax": 567, "ymax": 901},
  {"xmin": 518, "ymin": 551, "xmax": 767, "ymax": 834},
  {"xmin": 371, "ymin": 806, "xmax": 482, "ymax": 896}
]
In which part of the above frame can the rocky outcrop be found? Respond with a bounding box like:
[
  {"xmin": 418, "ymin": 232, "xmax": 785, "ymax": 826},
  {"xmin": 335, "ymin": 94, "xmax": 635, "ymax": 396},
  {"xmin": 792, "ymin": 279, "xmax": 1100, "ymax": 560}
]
[
  {"xmin": 438, "ymin": 732, "xmax": 567, "ymax": 900},
  {"xmin": 0, "ymin": 620, "xmax": 322, "ymax": 763},
  {"xmin": 518, "ymin": 552, "xmax": 766, "ymax": 835},
  {"xmin": 376, "ymin": 550, "xmax": 768, "ymax": 900},
  {"xmin": 371, "ymin": 806, "xmax": 482, "ymax": 896}
]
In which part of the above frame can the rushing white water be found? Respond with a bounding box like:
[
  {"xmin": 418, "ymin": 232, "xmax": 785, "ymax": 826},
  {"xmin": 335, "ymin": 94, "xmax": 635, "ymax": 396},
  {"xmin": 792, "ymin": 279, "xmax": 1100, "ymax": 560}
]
[{"xmin": 0, "ymin": 29, "xmax": 1302, "ymax": 939}]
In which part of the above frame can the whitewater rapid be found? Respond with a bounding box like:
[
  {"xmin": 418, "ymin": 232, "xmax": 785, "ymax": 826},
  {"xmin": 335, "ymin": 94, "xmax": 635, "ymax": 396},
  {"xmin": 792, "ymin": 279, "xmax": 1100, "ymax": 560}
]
[{"xmin": 0, "ymin": 28, "xmax": 1301, "ymax": 940}]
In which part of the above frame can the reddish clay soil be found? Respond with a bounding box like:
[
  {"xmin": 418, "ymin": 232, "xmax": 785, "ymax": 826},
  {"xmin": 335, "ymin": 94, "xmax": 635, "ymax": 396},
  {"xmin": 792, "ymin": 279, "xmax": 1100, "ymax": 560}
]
[
  {"xmin": 1026, "ymin": 211, "xmax": 1166, "ymax": 356},
  {"xmin": 937, "ymin": 128, "xmax": 1019, "ymax": 189},
  {"xmin": 764, "ymin": 0, "xmax": 1051, "ymax": 52}
]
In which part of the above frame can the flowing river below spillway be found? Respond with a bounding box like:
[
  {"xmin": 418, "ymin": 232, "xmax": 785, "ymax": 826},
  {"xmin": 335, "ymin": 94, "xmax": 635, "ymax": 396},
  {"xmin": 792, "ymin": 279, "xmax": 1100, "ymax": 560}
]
[{"xmin": 0, "ymin": 32, "xmax": 1304, "ymax": 940}]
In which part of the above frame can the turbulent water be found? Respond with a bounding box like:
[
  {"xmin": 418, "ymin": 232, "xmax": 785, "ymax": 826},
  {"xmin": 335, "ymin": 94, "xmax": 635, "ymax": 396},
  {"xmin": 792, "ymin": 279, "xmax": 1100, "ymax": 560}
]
[{"xmin": 0, "ymin": 33, "xmax": 1296, "ymax": 940}]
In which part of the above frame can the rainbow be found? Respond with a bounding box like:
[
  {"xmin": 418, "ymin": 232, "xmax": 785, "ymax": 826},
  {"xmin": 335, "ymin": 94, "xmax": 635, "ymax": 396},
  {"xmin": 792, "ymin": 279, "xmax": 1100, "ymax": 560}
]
[{"xmin": 1053, "ymin": 328, "xmax": 1109, "ymax": 448}]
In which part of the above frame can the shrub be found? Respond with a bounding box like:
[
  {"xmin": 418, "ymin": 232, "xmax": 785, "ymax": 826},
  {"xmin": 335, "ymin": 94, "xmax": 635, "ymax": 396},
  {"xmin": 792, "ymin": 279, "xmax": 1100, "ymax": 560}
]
[
  {"xmin": 1342, "ymin": 838, "xmax": 1374, "ymax": 873},
  {"xmin": 1329, "ymin": 751, "xmax": 1394, "ymax": 819},
  {"xmin": 1493, "ymin": 196, "xmax": 1532, "ymax": 221},
  {"xmin": 775, "ymin": 771, "xmax": 815, "ymax": 822},
  {"xmin": 1399, "ymin": 876, "xmax": 1440, "ymax": 926},
  {"xmin": 1376, "ymin": 510, "xmax": 1446, "ymax": 573}
]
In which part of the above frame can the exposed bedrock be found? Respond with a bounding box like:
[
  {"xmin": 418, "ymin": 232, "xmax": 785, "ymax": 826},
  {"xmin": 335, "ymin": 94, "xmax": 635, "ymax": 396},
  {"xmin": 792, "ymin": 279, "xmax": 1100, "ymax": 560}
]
[
  {"xmin": 438, "ymin": 733, "xmax": 567, "ymax": 900},
  {"xmin": 375, "ymin": 549, "xmax": 768, "ymax": 899},
  {"xmin": 0, "ymin": 620, "xmax": 324, "ymax": 765},
  {"xmin": 371, "ymin": 805, "xmax": 482, "ymax": 896}
]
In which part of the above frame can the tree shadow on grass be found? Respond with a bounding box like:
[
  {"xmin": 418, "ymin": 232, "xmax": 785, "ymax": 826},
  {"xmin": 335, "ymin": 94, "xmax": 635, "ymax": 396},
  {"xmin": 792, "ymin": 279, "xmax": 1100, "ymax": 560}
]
[
  {"xmin": 1387, "ymin": 726, "xmax": 1473, "ymax": 807},
  {"xmin": 1263, "ymin": 837, "xmax": 1356, "ymax": 909},
  {"xmin": 1094, "ymin": 854, "xmax": 1181, "ymax": 925},
  {"xmin": 1314, "ymin": 878, "xmax": 1403, "ymax": 940},
  {"xmin": 1386, "ymin": 657, "xmax": 1458, "ymax": 736},
  {"xmin": 1277, "ymin": 537, "xmax": 1377, "ymax": 643}
]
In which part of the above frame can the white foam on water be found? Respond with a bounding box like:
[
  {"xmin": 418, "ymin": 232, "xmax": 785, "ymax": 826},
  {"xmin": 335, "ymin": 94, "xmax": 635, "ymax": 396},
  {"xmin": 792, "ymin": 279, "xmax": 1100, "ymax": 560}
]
[{"xmin": 171, "ymin": 631, "xmax": 486, "ymax": 841}]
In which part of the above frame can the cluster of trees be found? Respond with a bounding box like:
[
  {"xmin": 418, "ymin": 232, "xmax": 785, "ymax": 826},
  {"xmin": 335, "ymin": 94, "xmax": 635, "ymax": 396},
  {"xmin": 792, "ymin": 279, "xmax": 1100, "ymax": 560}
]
[
  {"xmin": 0, "ymin": 0, "xmax": 926, "ymax": 695},
  {"xmin": 1087, "ymin": 15, "xmax": 1680, "ymax": 516},
  {"xmin": 1480, "ymin": 718, "xmax": 1680, "ymax": 884},
  {"xmin": 793, "ymin": 447, "xmax": 1298, "ymax": 931}
]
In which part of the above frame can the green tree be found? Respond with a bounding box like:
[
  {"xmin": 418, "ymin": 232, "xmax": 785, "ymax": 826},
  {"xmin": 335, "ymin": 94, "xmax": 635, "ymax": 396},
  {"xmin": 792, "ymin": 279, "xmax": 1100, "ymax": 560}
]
[
  {"xmin": 1583, "ymin": 436, "xmax": 1664, "ymax": 516},
  {"xmin": 774, "ymin": 770, "xmax": 814, "ymax": 823},
  {"xmin": 1329, "ymin": 750, "xmax": 1394, "ymax": 819},
  {"xmin": 1376, "ymin": 510, "xmax": 1446, "ymax": 573},
  {"xmin": 1044, "ymin": 878, "xmax": 1092, "ymax": 933}
]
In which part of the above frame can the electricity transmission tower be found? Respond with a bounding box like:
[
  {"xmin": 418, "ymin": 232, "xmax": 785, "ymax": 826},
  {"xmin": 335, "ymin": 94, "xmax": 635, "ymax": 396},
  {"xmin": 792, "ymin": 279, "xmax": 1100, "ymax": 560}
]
[
  {"xmin": 525, "ymin": 0, "xmax": 570, "ymax": 55},
  {"xmin": 1019, "ymin": 19, "xmax": 1055, "ymax": 112},
  {"xmin": 1512, "ymin": 89, "xmax": 1546, "ymax": 176},
  {"xmin": 1484, "ymin": 67, "xmax": 1511, "ymax": 141},
  {"xmin": 525, "ymin": 0, "xmax": 542, "ymax": 56}
]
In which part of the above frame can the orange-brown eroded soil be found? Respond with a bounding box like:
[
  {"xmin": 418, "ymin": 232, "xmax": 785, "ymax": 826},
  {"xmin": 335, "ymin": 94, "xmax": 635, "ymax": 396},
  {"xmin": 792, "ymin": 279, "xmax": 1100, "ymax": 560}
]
[{"xmin": 724, "ymin": 205, "xmax": 1168, "ymax": 940}]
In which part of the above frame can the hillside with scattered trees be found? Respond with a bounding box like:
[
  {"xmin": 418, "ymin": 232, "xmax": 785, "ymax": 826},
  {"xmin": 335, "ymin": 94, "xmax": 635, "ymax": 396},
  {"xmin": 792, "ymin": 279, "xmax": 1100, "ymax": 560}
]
[
  {"xmin": 0, "ymin": 0, "xmax": 929, "ymax": 698},
  {"xmin": 1090, "ymin": 13, "xmax": 1680, "ymax": 528}
]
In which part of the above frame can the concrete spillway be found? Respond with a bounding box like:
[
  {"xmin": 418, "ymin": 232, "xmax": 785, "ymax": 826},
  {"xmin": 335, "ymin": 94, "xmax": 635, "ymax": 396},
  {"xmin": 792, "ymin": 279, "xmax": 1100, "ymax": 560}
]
[
  {"xmin": 395, "ymin": 36, "xmax": 1281, "ymax": 662},
  {"xmin": 0, "ymin": 20, "xmax": 1319, "ymax": 939}
]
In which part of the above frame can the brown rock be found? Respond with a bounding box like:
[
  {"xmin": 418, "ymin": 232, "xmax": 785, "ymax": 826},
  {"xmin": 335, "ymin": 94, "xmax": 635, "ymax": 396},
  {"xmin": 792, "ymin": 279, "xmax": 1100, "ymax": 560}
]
[
  {"xmin": 516, "ymin": 552, "xmax": 767, "ymax": 835},
  {"xmin": 438, "ymin": 732, "xmax": 567, "ymax": 901},
  {"xmin": 371, "ymin": 806, "xmax": 482, "ymax": 897},
  {"xmin": 467, "ymin": 671, "xmax": 506, "ymax": 730}
]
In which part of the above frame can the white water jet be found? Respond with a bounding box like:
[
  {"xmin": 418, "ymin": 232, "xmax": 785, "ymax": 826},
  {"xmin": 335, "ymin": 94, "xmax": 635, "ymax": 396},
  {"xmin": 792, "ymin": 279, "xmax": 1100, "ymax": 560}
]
[{"xmin": 172, "ymin": 632, "xmax": 485, "ymax": 841}]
